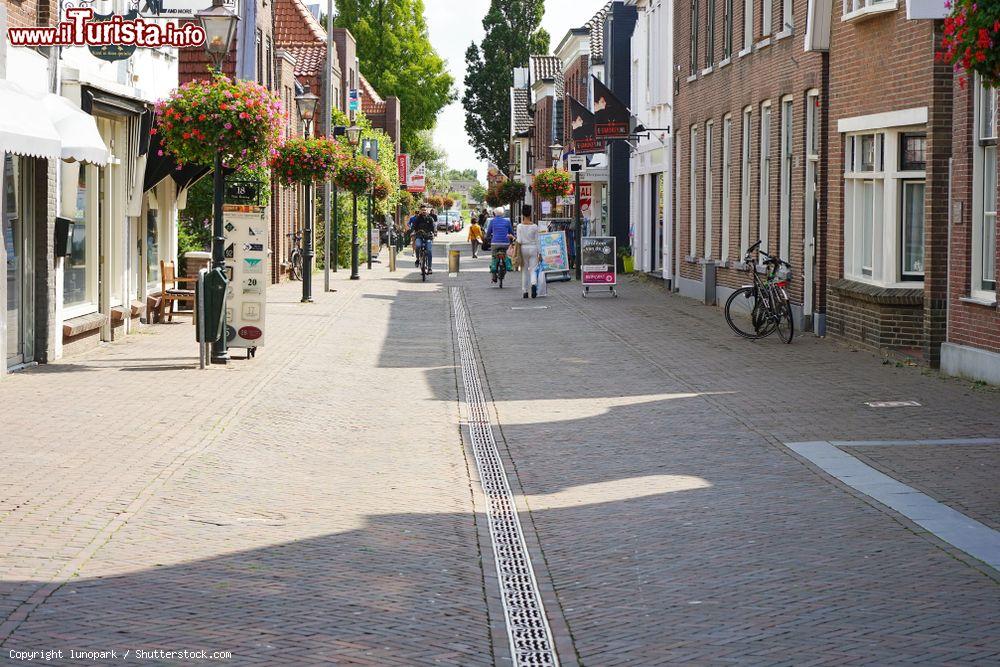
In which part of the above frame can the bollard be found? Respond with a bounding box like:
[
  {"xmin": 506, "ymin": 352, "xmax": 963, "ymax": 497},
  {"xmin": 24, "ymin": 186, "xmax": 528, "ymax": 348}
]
[
  {"xmin": 448, "ymin": 248, "xmax": 460, "ymax": 274},
  {"xmin": 389, "ymin": 246, "xmax": 397, "ymax": 272}
]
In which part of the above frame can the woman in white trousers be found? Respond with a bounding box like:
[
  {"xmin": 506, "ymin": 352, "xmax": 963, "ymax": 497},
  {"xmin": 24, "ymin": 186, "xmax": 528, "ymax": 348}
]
[{"xmin": 516, "ymin": 205, "xmax": 541, "ymax": 298}]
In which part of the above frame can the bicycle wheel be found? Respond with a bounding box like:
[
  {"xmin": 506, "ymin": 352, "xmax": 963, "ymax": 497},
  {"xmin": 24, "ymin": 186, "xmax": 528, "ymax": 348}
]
[
  {"xmin": 725, "ymin": 287, "xmax": 766, "ymax": 339},
  {"xmin": 498, "ymin": 265, "xmax": 505, "ymax": 288},
  {"xmin": 290, "ymin": 251, "xmax": 302, "ymax": 281},
  {"xmin": 776, "ymin": 301, "xmax": 795, "ymax": 344},
  {"xmin": 420, "ymin": 251, "xmax": 427, "ymax": 282}
]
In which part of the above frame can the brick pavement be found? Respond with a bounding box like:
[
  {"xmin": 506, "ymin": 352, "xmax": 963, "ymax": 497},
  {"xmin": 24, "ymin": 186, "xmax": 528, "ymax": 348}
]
[
  {"xmin": 0, "ymin": 261, "xmax": 492, "ymax": 665},
  {"xmin": 453, "ymin": 253, "xmax": 1000, "ymax": 665},
  {"xmin": 844, "ymin": 444, "xmax": 1000, "ymax": 532},
  {"xmin": 1, "ymin": 236, "xmax": 999, "ymax": 666}
]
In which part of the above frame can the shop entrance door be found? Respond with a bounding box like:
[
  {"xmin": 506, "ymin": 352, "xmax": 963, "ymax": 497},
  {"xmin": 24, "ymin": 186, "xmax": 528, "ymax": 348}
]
[
  {"xmin": 650, "ymin": 173, "xmax": 664, "ymax": 272},
  {"xmin": 3, "ymin": 154, "xmax": 33, "ymax": 368}
]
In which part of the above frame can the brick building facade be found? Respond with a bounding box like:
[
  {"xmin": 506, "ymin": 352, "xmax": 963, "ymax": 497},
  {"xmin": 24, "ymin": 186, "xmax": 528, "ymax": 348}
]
[{"xmin": 673, "ymin": 0, "xmax": 827, "ymax": 330}]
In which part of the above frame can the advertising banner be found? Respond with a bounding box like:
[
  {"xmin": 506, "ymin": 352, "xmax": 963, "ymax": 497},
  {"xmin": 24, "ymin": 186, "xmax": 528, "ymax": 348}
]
[
  {"xmin": 222, "ymin": 207, "xmax": 268, "ymax": 349},
  {"xmin": 579, "ymin": 183, "xmax": 593, "ymax": 221},
  {"xmin": 407, "ymin": 162, "xmax": 426, "ymax": 193},
  {"xmin": 593, "ymin": 77, "xmax": 631, "ymax": 139},
  {"xmin": 538, "ymin": 231, "xmax": 569, "ymax": 274},
  {"xmin": 581, "ymin": 236, "xmax": 617, "ymax": 286},
  {"xmin": 396, "ymin": 154, "xmax": 409, "ymax": 186},
  {"xmin": 568, "ymin": 95, "xmax": 605, "ymax": 154}
]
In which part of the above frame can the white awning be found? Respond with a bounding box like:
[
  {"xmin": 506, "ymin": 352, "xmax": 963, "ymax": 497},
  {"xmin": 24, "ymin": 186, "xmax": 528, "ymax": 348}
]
[{"xmin": 0, "ymin": 80, "xmax": 109, "ymax": 166}]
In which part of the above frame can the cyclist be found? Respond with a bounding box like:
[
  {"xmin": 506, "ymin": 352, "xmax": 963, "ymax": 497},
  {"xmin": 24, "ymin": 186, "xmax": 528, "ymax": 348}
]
[
  {"xmin": 411, "ymin": 204, "xmax": 437, "ymax": 274},
  {"xmin": 485, "ymin": 206, "xmax": 514, "ymax": 283}
]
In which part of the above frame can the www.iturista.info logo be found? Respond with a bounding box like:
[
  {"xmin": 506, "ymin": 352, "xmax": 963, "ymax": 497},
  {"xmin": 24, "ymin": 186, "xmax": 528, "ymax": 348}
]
[{"xmin": 7, "ymin": 7, "xmax": 206, "ymax": 48}]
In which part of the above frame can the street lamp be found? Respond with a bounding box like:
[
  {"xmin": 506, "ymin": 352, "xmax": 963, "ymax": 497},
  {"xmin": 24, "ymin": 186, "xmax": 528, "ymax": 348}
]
[
  {"xmin": 196, "ymin": 0, "xmax": 238, "ymax": 365},
  {"xmin": 296, "ymin": 86, "xmax": 320, "ymax": 303},
  {"xmin": 549, "ymin": 143, "xmax": 563, "ymax": 165},
  {"xmin": 346, "ymin": 125, "xmax": 362, "ymax": 280}
]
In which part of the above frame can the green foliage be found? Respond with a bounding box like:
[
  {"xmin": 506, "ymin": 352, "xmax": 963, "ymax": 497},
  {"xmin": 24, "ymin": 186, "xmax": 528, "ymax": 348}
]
[
  {"xmin": 271, "ymin": 138, "xmax": 346, "ymax": 186},
  {"xmin": 463, "ymin": 0, "xmax": 549, "ymax": 170},
  {"xmin": 331, "ymin": 109, "xmax": 401, "ymax": 214},
  {"xmin": 469, "ymin": 182, "xmax": 487, "ymax": 204},
  {"xmin": 445, "ymin": 168, "xmax": 477, "ymax": 180},
  {"xmin": 532, "ymin": 167, "xmax": 571, "ymax": 200},
  {"xmin": 334, "ymin": 0, "xmax": 455, "ymax": 152}
]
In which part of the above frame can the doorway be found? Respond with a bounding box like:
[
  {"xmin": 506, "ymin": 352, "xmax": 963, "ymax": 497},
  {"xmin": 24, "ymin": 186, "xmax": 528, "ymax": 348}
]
[
  {"xmin": 650, "ymin": 173, "xmax": 664, "ymax": 272},
  {"xmin": 3, "ymin": 154, "xmax": 34, "ymax": 368}
]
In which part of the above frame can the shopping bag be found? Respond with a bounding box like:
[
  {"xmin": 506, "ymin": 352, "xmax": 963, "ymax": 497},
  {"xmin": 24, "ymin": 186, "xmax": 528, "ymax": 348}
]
[
  {"xmin": 534, "ymin": 264, "xmax": 548, "ymax": 297},
  {"xmin": 481, "ymin": 237, "xmax": 491, "ymax": 251}
]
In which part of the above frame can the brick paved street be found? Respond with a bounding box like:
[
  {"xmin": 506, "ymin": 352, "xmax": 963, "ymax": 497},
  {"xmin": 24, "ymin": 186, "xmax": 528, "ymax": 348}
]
[{"xmin": 1, "ymin": 234, "xmax": 999, "ymax": 665}]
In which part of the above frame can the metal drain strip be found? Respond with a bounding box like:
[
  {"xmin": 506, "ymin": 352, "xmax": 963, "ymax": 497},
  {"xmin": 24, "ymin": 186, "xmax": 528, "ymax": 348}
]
[{"xmin": 451, "ymin": 287, "xmax": 559, "ymax": 667}]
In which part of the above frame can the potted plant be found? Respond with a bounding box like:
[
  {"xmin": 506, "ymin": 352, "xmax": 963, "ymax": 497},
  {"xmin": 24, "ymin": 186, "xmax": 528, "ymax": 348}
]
[
  {"xmin": 939, "ymin": 0, "xmax": 1000, "ymax": 88},
  {"xmin": 532, "ymin": 167, "xmax": 572, "ymax": 201},
  {"xmin": 500, "ymin": 180, "xmax": 526, "ymax": 206},
  {"xmin": 484, "ymin": 183, "xmax": 503, "ymax": 208},
  {"xmin": 372, "ymin": 171, "xmax": 393, "ymax": 201},
  {"xmin": 154, "ymin": 74, "xmax": 284, "ymax": 170},
  {"xmin": 618, "ymin": 245, "xmax": 634, "ymax": 274},
  {"xmin": 270, "ymin": 137, "xmax": 345, "ymax": 186}
]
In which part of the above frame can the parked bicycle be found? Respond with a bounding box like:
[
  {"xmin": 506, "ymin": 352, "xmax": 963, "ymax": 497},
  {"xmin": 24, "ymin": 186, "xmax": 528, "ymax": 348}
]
[
  {"xmin": 286, "ymin": 231, "xmax": 303, "ymax": 281},
  {"xmin": 724, "ymin": 240, "xmax": 795, "ymax": 343}
]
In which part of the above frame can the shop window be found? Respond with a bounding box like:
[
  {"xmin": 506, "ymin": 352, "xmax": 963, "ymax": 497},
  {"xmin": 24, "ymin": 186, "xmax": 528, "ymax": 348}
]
[
  {"xmin": 64, "ymin": 166, "xmax": 91, "ymax": 309},
  {"xmin": 146, "ymin": 207, "xmax": 160, "ymax": 290}
]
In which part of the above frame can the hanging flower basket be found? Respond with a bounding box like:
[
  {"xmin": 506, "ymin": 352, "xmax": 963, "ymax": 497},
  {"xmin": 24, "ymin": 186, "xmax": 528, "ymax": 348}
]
[
  {"xmin": 484, "ymin": 183, "xmax": 503, "ymax": 208},
  {"xmin": 154, "ymin": 74, "xmax": 284, "ymax": 170},
  {"xmin": 500, "ymin": 180, "xmax": 526, "ymax": 204},
  {"xmin": 373, "ymin": 171, "xmax": 393, "ymax": 201},
  {"xmin": 939, "ymin": 0, "xmax": 1000, "ymax": 88},
  {"xmin": 426, "ymin": 194, "xmax": 444, "ymax": 209},
  {"xmin": 442, "ymin": 195, "xmax": 455, "ymax": 209},
  {"xmin": 335, "ymin": 155, "xmax": 380, "ymax": 196},
  {"xmin": 270, "ymin": 138, "xmax": 346, "ymax": 186},
  {"xmin": 533, "ymin": 168, "xmax": 571, "ymax": 201}
]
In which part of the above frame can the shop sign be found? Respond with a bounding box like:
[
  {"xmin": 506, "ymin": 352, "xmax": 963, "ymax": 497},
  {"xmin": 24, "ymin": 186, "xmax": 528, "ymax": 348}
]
[
  {"xmin": 538, "ymin": 231, "xmax": 569, "ymax": 274},
  {"xmin": 581, "ymin": 236, "xmax": 617, "ymax": 286},
  {"xmin": 225, "ymin": 178, "xmax": 264, "ymax": 206},
  {"xmin": 149, "ymin": 0, "xmax": 239, "ymax": 17},
  {"xmin": 407, "ymin": 162, "xmax": 426, "ymax": 193},
  {"xmin": 593, "ymin": 77, "xmax": 632, "ymax": 139},
  {"xmin": 396, "ymin": 153, "xmax": 409, "ymax": 186},
  {"xmin": 579, "ymin": 184, "xmax": 593, "ymax": 221}
]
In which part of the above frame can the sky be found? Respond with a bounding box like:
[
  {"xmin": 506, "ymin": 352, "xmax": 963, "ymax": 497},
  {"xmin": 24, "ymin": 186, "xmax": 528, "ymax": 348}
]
[{"xmin": 423, "ymin": 0, "xmax": 608, "ymax": 181}]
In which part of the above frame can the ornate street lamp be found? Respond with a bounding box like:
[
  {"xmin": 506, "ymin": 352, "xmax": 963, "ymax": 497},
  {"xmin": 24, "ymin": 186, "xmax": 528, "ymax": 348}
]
[
  {"xmin": 346, "ymin": 125, "xmax": 362, "ymax": 280},
  {"xmin": 196, "ymin": 0, "xmax": 239, "ymax": 365},
  {"xmin": 296, "ymin": 86, "xmax": 320, "ymax": 303},
  {"xmin": 196, "ymin": 0, "xmax": 239, "ymax": 72},
  {"xmin": 549, "ymin": 143, "xmax": 564, "ymax": 165}
]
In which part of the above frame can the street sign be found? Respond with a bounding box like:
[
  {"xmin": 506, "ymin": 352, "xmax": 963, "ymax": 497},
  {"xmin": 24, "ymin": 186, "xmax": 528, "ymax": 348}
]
[
  {"xmin": 569, "ymin": 155, "xmax": 587, "ymax": 172},
  {"xmin": 225, "ymin": 178, "xmax": 264, "ymax": 206},
  {"xmin": 581, "ymin": 236, "xmax": 617, "ymax": 286}
]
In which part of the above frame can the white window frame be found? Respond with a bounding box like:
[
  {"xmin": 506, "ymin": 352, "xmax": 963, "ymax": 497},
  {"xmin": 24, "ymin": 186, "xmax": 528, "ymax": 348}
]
[
  {"xmin": 740, "ymin": 106, "xmax": 752, "ymax": 256},
  {"xmin": 62, "ymin": 162, "xmax": 100, "ymax": 319},
  {"xmin": 779, "ymin": 96, "xmax": 793, "ymax": 261},
  {"xmin": 972, "ymin": 79, "xmax": 998, "ymax": 299},
  {"xmin": 762, "ymin": 0, "xmax": 773, "ymax": 37},
  {"xmin": 804, "ymin": 90, "xmax": 821, "ymax": 316},
  {"xmin": 759, "ymin": 101, "xmax": 772, "ymax": 258},
  {"xmin": 690, "ymin": 125, "xmax": 699, "ymax": 256},
  {"xmin": 706, "ymin": 0, "xmax": 716, "ymax": 69},
  {"xmin": 842, "ymin": 0, "xmax": 897, "ymax": 23},
  {"xmin": 722, "ymin": 114, "xmax": 733, "ymax": 260},
  {"xmin": 705, "ymin": 120, "xmax": 714, "ymax": 258},
  {"xmin": 843, "ymin": 127, "xmax": 927, "ymax": 287},
  {"xmin": 900, "ymin": 179, "xmax": 926, "ymax": 279},
  {"xmin": 743, "ymin": 0, "xmax": 753, "ymax": 52},
  {"xmin": 782, "ymin": 0, "xmax": 793, "ymax": 33}
]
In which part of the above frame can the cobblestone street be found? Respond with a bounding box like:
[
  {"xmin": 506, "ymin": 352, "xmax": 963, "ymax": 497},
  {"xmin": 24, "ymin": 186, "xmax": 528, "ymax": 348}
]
[{"xmin": 1, "ymin": 235, "xmax": 999, "ymax": 665}]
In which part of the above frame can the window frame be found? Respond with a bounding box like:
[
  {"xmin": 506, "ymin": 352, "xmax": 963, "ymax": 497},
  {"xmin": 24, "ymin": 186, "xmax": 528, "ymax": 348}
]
[
  {"xmin": 705, "ymin": 120, "xmax": 714, "ymax": 258},
  {"xmin": 62, "ymin": 162, "xmax": 100, "ymax": 317},
  {"xmin": 972, "ymin": 79, "xmax": 998, "ymax": 297},
  {"xmin": 743, "ymin": 0, "xmax": 753, "ymax": 52},
  {"xmin": 706, "ymin": 0, "xmax": 716, "ymax": 68},
  {"xmin": 762, "ymin": 0, "xmax": 773, "ymax": 38},
  {"xmin": 740, "ymin": 106, "xmax": 752, "ymax": 256},
  {"xmin": 722, "ymin": 114, "xmax": 733, "ymax": 260},
  {"xmin": 759, "ymin": 101, "xmax": 772, "ymax": 258},
  {"xmin": 690, "ymin": 125, "xmax": 699, "ymax": 256},
  {"xmin": 723, "ymin": 0, "xmax": 734, "ymax": 59},
  {"xmin": 690, "ymin": 0, "xmax": 700, "ymax": 75},
  {"xmin": 779, "ymin": 96, "xmax": 793, "ymax": 261},
  {"xmin": 899, "ymin": 179, "xmax": 926, "ymax": 280}
]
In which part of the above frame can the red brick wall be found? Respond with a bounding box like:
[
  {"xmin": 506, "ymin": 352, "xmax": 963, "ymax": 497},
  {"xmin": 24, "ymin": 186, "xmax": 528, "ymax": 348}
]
[
  {"xmin": 533, "ymin": 95, "xmax": 554, "ymax": 171},
  {"xmin": 947, "ymin": 81, "xmax": 1000, "ymax": 354},
  {"xmin": 673, "ymin": 0, "xmax": 826, "ymax": 312},
  {"xmin": 826, "ymin": 7, "xmax": 950, "ymax": 363},
  {"xmin": 3, "ymin": 0, "xmax": 55, "ymax": 29}
]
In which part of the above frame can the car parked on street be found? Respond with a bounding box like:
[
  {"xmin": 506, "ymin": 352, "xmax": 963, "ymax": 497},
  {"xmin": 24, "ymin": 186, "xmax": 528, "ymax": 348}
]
[{"xmin": 438, "ymin": 211, "xmax": 462, "ymax": 232}]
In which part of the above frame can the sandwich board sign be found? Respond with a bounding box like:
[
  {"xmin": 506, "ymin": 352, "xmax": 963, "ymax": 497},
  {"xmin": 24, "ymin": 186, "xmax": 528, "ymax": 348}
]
[
  {"xmin": 222, "ymin": 206, "xmax": 268, "ymax": 350},
  {"xmin": 581, "ymin": 236, "xmax": 617, "ymax": 297}
]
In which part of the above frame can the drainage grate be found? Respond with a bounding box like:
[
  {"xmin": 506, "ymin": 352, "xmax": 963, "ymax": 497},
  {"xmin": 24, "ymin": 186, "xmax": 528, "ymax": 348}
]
[
  {"xmin": 865, "ymin": 400, "xmax": 922, "ymax": 408},
  {"xmin": 451, "ymin": 287, "xmax": 559, "ymax": 667}
]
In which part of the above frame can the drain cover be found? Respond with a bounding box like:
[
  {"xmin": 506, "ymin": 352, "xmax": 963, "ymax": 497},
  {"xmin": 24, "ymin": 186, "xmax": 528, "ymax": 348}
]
[
  {"xmin": 511, "ymin": 306, "xmax": 549, "ymax": 310},
  {"xmin": 452, "ymin": 287, "xmax": 559, "ymax": 667},
  {"xmin": 865, "ymin": 400, "xmax": 922, "ymax": 408}
]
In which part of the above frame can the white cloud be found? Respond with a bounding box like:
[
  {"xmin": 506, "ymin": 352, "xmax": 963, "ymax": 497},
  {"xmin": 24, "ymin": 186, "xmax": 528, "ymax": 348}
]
[{"xmin": 423, "ymin": 0, "xmax": 609, "ymax": 181}]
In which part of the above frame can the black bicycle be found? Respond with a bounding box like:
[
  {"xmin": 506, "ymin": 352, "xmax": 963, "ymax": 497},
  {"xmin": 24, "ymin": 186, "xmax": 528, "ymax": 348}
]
[
  {"xmin": 286, "ymin": 231, "xmax": 303, "ymax": 281},
  {"xmin": 724, "ymin": 240, "xmax": 795, "ymax": 343},
  {"xmin": 492, "ymin": 246, "xmax": 508, "ymax": 288},
  {"xmin": 416, "ymin": 233, "xmax": 433, "ymax": 282}
]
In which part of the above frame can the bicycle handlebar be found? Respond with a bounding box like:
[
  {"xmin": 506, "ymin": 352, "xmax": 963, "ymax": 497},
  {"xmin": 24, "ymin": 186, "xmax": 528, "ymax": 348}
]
[{"xmin": 742, "ymin": 240, "xmax": 790, "ymax": 269}]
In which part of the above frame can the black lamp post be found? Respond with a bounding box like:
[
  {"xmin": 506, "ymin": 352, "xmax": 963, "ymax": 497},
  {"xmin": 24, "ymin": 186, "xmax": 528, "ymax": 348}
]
[
  {"xmin": 346, "ymin": 124, "xmax": 362, "ymax": 279},
  {"xmin": 196, "ymin": 0, "xmax": 238, "ymax": 365},
  {"xmin": 295, "ymin": 86, "xmax": 319, "ymax": 303}
]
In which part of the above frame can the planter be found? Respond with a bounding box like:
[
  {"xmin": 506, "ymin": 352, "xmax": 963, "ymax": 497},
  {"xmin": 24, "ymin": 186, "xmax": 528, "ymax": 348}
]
[{"xmin": 622, "ymin": 256, "xmax": 635, "ymax": 274}]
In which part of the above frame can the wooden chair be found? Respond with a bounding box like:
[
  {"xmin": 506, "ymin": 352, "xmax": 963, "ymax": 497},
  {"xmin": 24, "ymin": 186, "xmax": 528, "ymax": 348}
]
[{"xmin": 160, "ymin": 260, "xmax": 197, "ymax": 322}]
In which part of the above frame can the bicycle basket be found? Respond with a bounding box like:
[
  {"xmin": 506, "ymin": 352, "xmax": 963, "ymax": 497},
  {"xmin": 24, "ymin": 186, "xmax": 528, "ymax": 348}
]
[{"xmin": 776, "ymin": 266, "xmax": 794, "ymax": 283}]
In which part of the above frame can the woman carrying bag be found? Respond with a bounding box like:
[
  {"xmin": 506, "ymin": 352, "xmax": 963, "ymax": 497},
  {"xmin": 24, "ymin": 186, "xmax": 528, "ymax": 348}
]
[{"xmin": 515, "ymin": 205, "xmax": 542, "ymax": 299}]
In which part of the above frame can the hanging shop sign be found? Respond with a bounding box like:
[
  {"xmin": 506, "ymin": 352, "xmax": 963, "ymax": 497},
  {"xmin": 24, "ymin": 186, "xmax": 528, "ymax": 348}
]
[
  {"xmin": 396, "ymin": 153, "xmax": 409, "ymax": 186},
  {"xmin": 223, "ymin": 207, "xmax": 268, "ymax": 350},
  {"xmin": 593, "ymin": 77, "xmax": 631, "ymax": 139},
  {"xmin": 406, "ymin": 161, "xmax": 426, "ymax": 193},
  {"xmin": 568, "ymin": 95, "xmax": 605, "ymax": 154},
  {"xmin": 581, "ymin": 236, "xmax": 617, "ymax": 286},
  {"xmin": 579, "ymin": 183, "xmax": 593, "ymax": 221},
  {"xmin": 225, "ymin": 177, "xmax": 264, "ymax": 206}
]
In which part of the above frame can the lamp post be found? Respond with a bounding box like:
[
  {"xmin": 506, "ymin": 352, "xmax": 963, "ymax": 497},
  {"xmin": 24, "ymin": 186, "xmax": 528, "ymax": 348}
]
[
  {"xmin": 346, "ymin": 124, "xmax": 362, "ymax": 279},
  {"xmin": 549, "ymin": 143, "xmax": 563, "ymax": 220},
  {"xmin": 296, "ymin": 87, "xmax": 319, "ymax": 303},
  {"xmin": 196, "ymin": 0, "xmax": 239, "ymax": 365}
]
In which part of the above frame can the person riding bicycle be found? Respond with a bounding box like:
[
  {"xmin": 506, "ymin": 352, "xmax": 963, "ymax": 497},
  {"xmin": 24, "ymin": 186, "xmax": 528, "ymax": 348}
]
[
  {"xmin": 411, "ymin": 204, "xmax": 437, "ymax": 274},
  {"xmin": 485, "ymin": 207, "xmax": 514, "ymax": 283}
]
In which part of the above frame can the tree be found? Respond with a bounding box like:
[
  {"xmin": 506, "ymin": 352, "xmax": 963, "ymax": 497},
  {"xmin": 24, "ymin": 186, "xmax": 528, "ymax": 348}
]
[
  {"xmin": 469, "ymin": 182, "xmax": 487, "ymax": 205},
  {"xmin": 334, "ymin": 0, "xmax": 455, "ymax": 152},
  {"xmin": 463, "ymin": 0, "xmax": 549, "ymax": 171}
]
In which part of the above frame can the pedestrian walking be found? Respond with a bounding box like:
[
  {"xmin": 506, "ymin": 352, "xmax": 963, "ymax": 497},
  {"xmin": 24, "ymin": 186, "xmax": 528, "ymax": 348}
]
[
  {"xmin": 515, "ymin": 205, "xmax": 541, "ymax": 299},
  {"xmin": 468, "ymin": 217, "xmax": 484, "ymax": 258}
]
